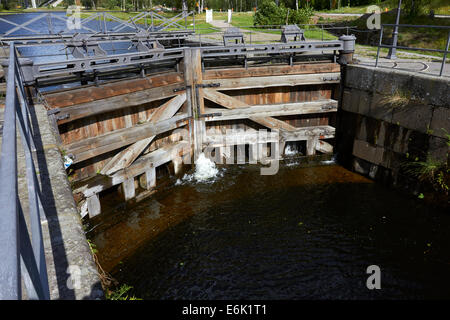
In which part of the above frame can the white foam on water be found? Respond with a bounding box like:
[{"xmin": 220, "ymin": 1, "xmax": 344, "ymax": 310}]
[
  {"xmin": 177, "ymin": 153, "xmax": 220, "ymax": 184},
  {"xmin": 193, "ymin": 153, "xmax": 219, "ymax": 181},
  {"xmin": 321, "ymin": 154, "xmax": 337, "ymax": 165},
  {"xmin": 284, "ymin": 144, "xmax": 299, "ymax": 156}
]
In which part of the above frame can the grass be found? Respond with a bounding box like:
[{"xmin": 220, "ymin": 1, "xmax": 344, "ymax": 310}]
[
  {"xmin": 329, "ymin": 9, "xmax": 450, "ymax": 58},
  {"xmin": 210, "ymin": 11, "xmax": 338, "ymax": 40},
  {"xmin": 319, "ymin": 0, "xmax": 450, "ymax": 15},
  {"xmin": 381, "ymin": 89, "xmax": 412, "ymax": 108}
]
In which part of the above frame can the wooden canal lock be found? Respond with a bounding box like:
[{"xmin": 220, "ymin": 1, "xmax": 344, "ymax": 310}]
[{"xmin": 4, "ymin": 33, "xmax": 356, "ymax": 218}]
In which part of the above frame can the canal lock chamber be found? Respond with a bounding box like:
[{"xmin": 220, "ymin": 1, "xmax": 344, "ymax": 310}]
[{"xmin": 81, "ymin": 64, "xmax": 449, "ymax": 299}]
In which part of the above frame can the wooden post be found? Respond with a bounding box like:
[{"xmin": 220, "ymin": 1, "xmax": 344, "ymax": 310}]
[
  {"xmin": 173, "ymin": 157, "xmax": 183, "ymax": 175},
  {"xmin": 249, "ymin": 144, "xmax": 258, "ymax": 164},
  {"xmin": 122, "ymin": 177, "xmax": 136, "ymax": 201},
  {"xmin": 193, "ymin": 49, "xmax": 205, "ymax": 159},
  {"xmin": 182, "ymin": 48, "xmax": 196, "ymax": 161},
  {"xmin": 224, "ymin": 145, "xmax": 234, "ymax": 164},
  {"xmin": 279, "ymin": 140, "xmax": 286, "ymax": 158},
  {"xmin": 236, "ymin": 144, "xmax": 246, "ymax": 164},
  {"xmin": 306, "ymin": 137, "xmax": 318, "ymax": 156},
  {"xmin": 259, "ymin": 143, "xmax": 270, "ymax": 164},
  {"xmin": 87, "ymin": 194, "xmax": 101, "ymax": 218},
  {"xmin": 184, "ymin": 48, "xmax": 205, "ymax": 160},
  {"xmin": 139, "ymin": 167, "xmax": 156, "ymax": 190}
]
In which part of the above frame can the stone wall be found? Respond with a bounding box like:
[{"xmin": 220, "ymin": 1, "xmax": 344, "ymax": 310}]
[{"xmin": 337, "ymin": 64, "xmax": 449, "ymax": 193}]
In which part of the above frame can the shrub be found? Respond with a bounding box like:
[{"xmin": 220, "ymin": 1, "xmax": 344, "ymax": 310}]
[
  {"xmin": 254, "ymin": 0, "xmax": 314, "ymax": 26},
  {"xmin": 254, "ymin": 0, "xmax": 287, "ymax": 26},
  {"xmin": 289, "ymin": 6, "xmax": 314, "ymax": 25}
]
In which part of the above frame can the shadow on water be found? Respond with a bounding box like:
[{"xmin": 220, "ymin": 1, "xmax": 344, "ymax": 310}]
[{"xmin": 88, "ymin": 161, "xmax": 450, "ymax": 299}]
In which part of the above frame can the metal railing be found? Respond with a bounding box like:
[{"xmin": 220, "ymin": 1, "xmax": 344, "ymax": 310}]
[
  {"xmin": 0, "ymin": 42, "xmax": 50, "ymax": 300},
  {"xmin": 0, "ymin": 11, "xmax": 196, "ymax": 37},
  {"xmin": 375, "ymin": 24, "xmax": 450, "ymax": 76}
]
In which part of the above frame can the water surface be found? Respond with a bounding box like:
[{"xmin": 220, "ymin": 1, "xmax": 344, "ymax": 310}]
[{"xmin": 88, "ymin": 161, "xmax": 450, "ymax": 299}]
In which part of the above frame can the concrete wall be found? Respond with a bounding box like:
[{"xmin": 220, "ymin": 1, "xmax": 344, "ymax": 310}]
[{"xmin": 337, "ymin": 64, "xmax": 449, "ymax": 192}]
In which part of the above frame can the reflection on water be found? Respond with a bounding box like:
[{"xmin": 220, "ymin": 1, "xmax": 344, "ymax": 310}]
[{"xmin": 87, "ymin": 161, "xmax": 450, "ymax": 299}]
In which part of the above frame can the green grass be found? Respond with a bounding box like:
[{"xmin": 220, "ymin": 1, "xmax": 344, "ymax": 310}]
[
  {"xmin": 319, "ymin": 0, "xmax": 450, "ymax": 15},
  {"xmin": 325, "ymin": 9, "xmax": 450, "ymax": 58},
  {"xmin": 209, "ymin": 11, "xmax": 337, "ymax": 40}
]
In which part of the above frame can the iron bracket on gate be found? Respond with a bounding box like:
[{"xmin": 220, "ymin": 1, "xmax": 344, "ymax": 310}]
[
  {"xmin": 322, "ymin": 76, "xmax": 340, "ymax": 82},
  {"xmin": 173, "ymin": 85, "xmax": 188, "ymax": 92},
  {"xmin": 321, "ymin": 104, "xmax": 337, "ymax": 111},
  {"xmin": 46, "ymin": 108, "xmax": 70, "ymax": 121},
  {"xmin": 195, "ymin": 83, "xmax": 220, "ymax": 88}
]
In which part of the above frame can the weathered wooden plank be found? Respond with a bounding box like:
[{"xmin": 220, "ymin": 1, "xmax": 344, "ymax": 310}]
[
  {"xmin": 249, "ymin": 116, "xmax": 297, "ymax": 131},
  {"xmin": 87, "ymin": 194, "xmax": 101, "ymax": 218},
  {"xmin": 316, "ymin": 140, "xmax": 333, "ymax": 154},
  {"xmin": 202, "ymin": 88, "xmax": 298, "ymax": 131},
  {"xmin": 203, "ymin": 63, "xmax": 341, "ymax": 80},
  {"xmin": 100, "ymin": 93, "xmax": 187, "ymax": 175},
  {"xmin": 202, "ymin": 88, "xmax": 248, "ymax": 109},
  {"xmin": 74, "ymin": 141, "xmax": 189, "ymax": 198},
  {"xmin": 281, "ymin": 125, "xmax": 335, "ymax": 142},
  {"xmin": 44, "ymin": 72, "xmax": 184, "ymax": 108},
  {"xmin": 205, "ymin": 125, "xmax": 335, "ymax": 147},
  {"xmin": 202, "ymin": 73, "xmax": 340, "ymax": 90},
  {"xmin": 55, "ymin": 82, "xmax": 184, "ymax": 124},
  {"xmin": 66, "ymin": 113, "xmax": 189, "ymax": 164},
  {"xmin": 203, "ymin": 100, "xmax": 337, "ymax": 122}
]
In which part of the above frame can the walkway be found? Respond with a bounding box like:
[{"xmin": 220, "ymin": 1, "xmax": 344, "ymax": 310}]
[
  {"xmin": 354, "ymin": 46, "xmax": 450, "ymax": 77},
  {"xmin": 0, "ymin": 103, "xmax": 103, "ymax": 299}
]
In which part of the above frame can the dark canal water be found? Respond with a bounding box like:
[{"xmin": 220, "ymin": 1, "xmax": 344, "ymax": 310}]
[{"xmin": 86, "ymin": 159, "xmax": 450, "ymax": 300}]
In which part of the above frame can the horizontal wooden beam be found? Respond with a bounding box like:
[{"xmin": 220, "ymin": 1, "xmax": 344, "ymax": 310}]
[
  {"xmin": 44, "ymin": 72, "xmax": 184, "ymax": 108},
  {"xmin": 204, "ymin": 125, "xmax": 335, "ymax": 147},
  {"xmin": 203, "ymin": 99, "xmax": 337, "ymax": 122},
  {"xmin": 55, "ymin": 82, "xmax": 184, "ymax": 124},
  {"xmin": 281, "ymin": 125, "xmax": 335, "ymax": 142},
  {"xmin": 66, "ymin": 113, "xmax": 189, "ymax": 164},
  {"xmin": 202, "ymin": 88, "xmax": 297, "ymax": 131},
  {"xmin": 316, "ymin": 140, "xmax": 333, "ymax": 154},
  {"xmin": 203, "ymin": 63, "xmax": 340, "ymax": 80},
  {"xmin": 202, "ymin": 72, "xmax": 340, "ymax": 90},
  {"xmin": 74, "ymin": 141, "xmax": 189, "ymax": 198}
]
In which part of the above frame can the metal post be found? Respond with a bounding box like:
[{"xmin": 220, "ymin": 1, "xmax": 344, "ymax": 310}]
[
  {"xmin": 387, "ymin": 0, "xmax": 401, "ymax": 59},
  {"xmin": 0, "ymin": 42, "xmax": 20, "ymax": 300},
  {"xmin": 375, "ymin": 25, "xmax": 384, "ymax": 67},
  {"xmin": 440, "ymin": 30, "xmax": 450, "ymax": 76}
]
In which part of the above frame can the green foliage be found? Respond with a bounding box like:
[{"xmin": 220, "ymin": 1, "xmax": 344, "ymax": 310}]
[
  {"xmin": 87, "ymin": 239, "xmax": 98, "ymax": 254},
  {"xmin": 254, "ymin": 0, "xmax": 287, "ymax": 26},
  {"xmin": 254, "ymin": 0, "xmax": 314, "ymax": 26},
  {"xmin": 402, "ymin": 154, "xmax": 449, "ymax": 195},
  {"xmin": 402, "ymin": 0, "xmax": 432, "ymax": 17},
  {"xmin": 124, "ymin": 3, "xmax": 134, "ymax": 11},
  {"xmin": 105, "ymin": 284, "xmax": 141, "ymax": 300},
  {"xmin": 289, "ymin": 6, "xmax": 314, "ymax": 24},
  {"xmin": 105, "ymin": 0, "xmax": 121, "ymax": 10}
]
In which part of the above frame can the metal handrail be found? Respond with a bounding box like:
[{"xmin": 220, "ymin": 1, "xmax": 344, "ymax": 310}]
[
  {"xmin": 375, "ymin": 24, "xmax": 450, "ymax": 77},
  {"xmin": 0, "ymin": 42, "xmax": 50, "ymax": 300}
]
